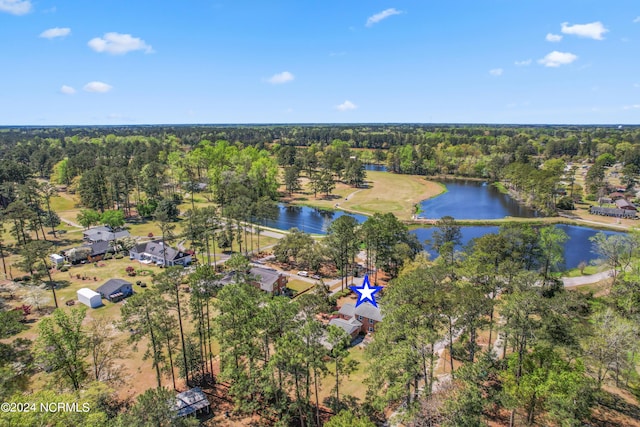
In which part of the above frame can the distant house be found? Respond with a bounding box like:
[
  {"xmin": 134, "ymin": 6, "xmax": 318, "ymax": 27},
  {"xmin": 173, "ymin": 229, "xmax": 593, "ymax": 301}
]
[
  {"xmin": 129, "ymin": 240, "xmax": 192, "ymax": 267},
  {"xmin": 328, "ymin": 317, "xmax": 362, "ymax": 339},
  {"xmin": 64, "ymin": 241, "xmax": 115, "ymax": 264},
  {"xmin": 598, "ymin": 197, "xmax": 612, "ymax": 205},
  {"xmin": 215, "ymin": 267, "xmax": 288, "ymax": 296},
  {"xmin": 174, "ymin": 387, "xmax": 210, "ymax": 418},
  {"xmin": 338, "ymin": 302, "xmax": 383, "ymax": 334},
  {"xmin": 615, "ymin": 199, "xmax": 637, "ymax": 211},
  {"xmin": 96, "ymin": 278, "xmax": 133, "ymax": 302},
  {"xmin": 589, "ymin": 206, "xmax": 637, "ymax": 219},
  {"xmin": 609, "ymin": 192, "xmax": 625, "ymax": 201},
  {"xmin": 83, "ymin": 226, "xmax": 130, "ymax": 243}
]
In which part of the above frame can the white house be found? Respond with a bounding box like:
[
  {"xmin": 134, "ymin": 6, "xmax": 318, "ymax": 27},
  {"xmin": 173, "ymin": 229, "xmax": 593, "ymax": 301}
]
[
  {"xmin": 77, "ymin": 288, "xmax": 102, "ymax": 308},
  {"xmin": 129, "ymin": 240, "xmax": 192, "ymax": 267}
]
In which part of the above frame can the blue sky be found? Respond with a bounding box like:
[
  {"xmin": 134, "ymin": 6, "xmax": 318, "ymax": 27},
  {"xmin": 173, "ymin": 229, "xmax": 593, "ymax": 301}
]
[{"xmin": 1, "ymin": 0, "xmax": 639, "ymax": 125}]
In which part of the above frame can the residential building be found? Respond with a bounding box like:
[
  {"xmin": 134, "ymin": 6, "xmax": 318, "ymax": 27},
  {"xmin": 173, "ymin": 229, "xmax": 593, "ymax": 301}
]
[
  {"xmin": 215, "ymin": 267, "xmax": 288, "ymax": 296},
  {"xmin": 96, "ymin": 278, "xmax": 133, "ymax": 303},
  {"xmin": 337, "ymin": 301, "xmax": 383, "ymax": 335},
  {"xmin": 129, "ymin": 240, "xmax": 192, "ymax": 267},
  {"xmin": 83, "ymin": 226, "xmax": 130, "ymax": 243}
]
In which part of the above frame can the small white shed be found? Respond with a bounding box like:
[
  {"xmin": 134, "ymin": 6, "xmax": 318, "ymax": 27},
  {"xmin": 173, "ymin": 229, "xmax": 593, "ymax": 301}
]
[
  {"xmin": 49, "ymin": 254, "xmax": 65, "ymax": 267},
  {"xmin": 77, "ymin": 288, "xmax": 102, "ymax": 308}
]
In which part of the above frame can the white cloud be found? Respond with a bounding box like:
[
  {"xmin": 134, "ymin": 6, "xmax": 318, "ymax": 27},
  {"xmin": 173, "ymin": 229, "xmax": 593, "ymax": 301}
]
[
  {"xmin": 623, "ymin": 104, "xmax": 640, "ymax": 110},
  {"xmin": 538, "ymin": 51, "xmax": 578, "ymax": 67},
  {"xmin": 634, "ymin": 83, "xmax": 640, "ymax": 88},
  {"xmin": 545, "ymin": 33, "xmax": 563, "ymax": 42},
  {"xmin": 40, "ymin": 27, "xmax": 71, "ymax": 39},
  {"xmin": 634, "ymin": 16, "xmax": 640, "ymax": 23},
  {"xmin": 489, "ymin": 68, "xmax": 503, "ymax": 76},
  {"xmin": 366, "ymin": 8, "xmax": 402, "ymax": 27},
  {"xmin": 83, "ymin": 81, "xmax": 113, "ymax": 93},
  {"xmin": 266, "ymin": 71, "xmax": 294, "ymax": 84},
  {"xmin": 0, "ymin": 0, "xmax": 31, "ymax": 15},
  {"xmin": 88, "ymin": 32, "xmax": 153, "ymax": 55},
  {"xmin": 60, "ymin": 85, "xmax": 76, "ymax": 95},
  {"xmin": 336, "ymin": 100, "xmax": 357, "ymax": 111},
  {"xmin": 515, "ymin": 59, "xmax": 532, "ymax": 66},
  {"xmin": 561, "ymin": 21, "xmax": 608, "ymax": 40}
]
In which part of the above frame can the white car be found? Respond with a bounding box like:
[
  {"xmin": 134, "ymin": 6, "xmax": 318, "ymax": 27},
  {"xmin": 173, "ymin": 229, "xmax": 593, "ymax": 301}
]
[{"xmin": 297, "ymin": 271, "xmax": 309, "ymax": 277}]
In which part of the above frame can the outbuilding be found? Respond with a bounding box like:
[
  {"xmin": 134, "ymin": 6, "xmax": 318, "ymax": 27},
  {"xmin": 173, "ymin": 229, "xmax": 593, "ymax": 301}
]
[
  {"xmin": 49, "ymin": 254, "xmax": 65, "ymax": 267},
  {"xmin": 77, "ymin": 288, "xmax": 102, "ymax": 308}
]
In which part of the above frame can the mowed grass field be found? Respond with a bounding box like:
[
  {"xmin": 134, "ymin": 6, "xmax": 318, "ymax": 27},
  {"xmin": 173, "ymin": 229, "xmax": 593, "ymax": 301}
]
[{"xmin": 289, "ymin": 171, "xmax": 445, "ymax": 220}]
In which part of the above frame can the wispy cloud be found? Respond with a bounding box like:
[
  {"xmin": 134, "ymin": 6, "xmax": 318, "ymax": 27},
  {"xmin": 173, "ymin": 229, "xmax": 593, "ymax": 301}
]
[
  {"xmin": 336, "ymin": 100, "xmax": 357, "ymax": 111},
  {"xmin": 266, "ymin": 71, "xmax": 294, "ymax": 84},
  {"xmin": 634, "ymin": 83, "xmax": 640, "ymax": 88},
  {"xmin": 489, "ymin": 68, "xmax": 503, "ymax": 76},
  {"xmin": 561, "ymin": 21, "xmax": 608, "ymax": 40},
  {"xmin": 83, "ymin": 81, "xmax": 113, "ymax": 93},
  {"xmin": 634, "ymin": 16, "xmax": 640, "ymax": 23},
  {"xmin": 538, "ymin": 51, "xmax": 578, "ymax": 67},
  {"xmin": 88, "ymin": 32, "xmax": 153, "ymax": 55},
  {"xmin": 60, "ymin": 85, "xmax": 76, "ymax": 95},
  {"xmin": 366, "ymin": 8, "xmax": 402, "ymax": 27},
  {"xmin": 623, "ymin": 104, "xmax": 640, "ymax": 110},
  {"xmin": 0, "ymin": 0, "xmax": 32, "ymax": 15},
  {"xmin": 514, "ymin": 59, "xmax": 532, "ymax": 66},
  {"xmin": 40, "ymin": 27, "xmax": 71, "ymax": 39},
  {"xmin": 545, "ymin": 33, "xmax": 562, "ymax": 42},
  {"xmin": 329, "ymin": 51, "xmax": 347, "ymax": 57}
]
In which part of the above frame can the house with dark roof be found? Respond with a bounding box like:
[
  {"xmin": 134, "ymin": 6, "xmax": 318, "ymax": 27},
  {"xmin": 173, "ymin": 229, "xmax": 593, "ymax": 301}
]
[
  {"xmin": 328, "ymin": 317, "xmax": 362, "ymax": 339},
  {"xmin": 174, "ymin": 387, "xmax": 210, "ymax": 418},
  {"xmin": 129, "ymin": 240, "xmax": 192, "ymax": 267},
  {"xmin": 337, "ymin": 302, "xmax": 383, "ymax": 335},
  {"xmin": 96, "ymin": 278, "xmax": 133, "ymax": 302},
  {"xmin": 63, "ymin": 241, "xmax": 116, "ymax": 264},
  {"xmin": 615, "ymin": 199, "xmax": 637, "ymax": 211},
  {"xmin": 215, "ymin": 267, "xmax": 288, "ymax": 296},
  {"xmin": 83, "ymin": 226, "xmax": 130, "ymax": 243}
]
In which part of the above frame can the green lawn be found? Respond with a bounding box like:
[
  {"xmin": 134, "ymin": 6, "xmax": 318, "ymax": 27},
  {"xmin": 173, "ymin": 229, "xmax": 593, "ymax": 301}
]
[
  {"xmin": 319, "ymin": 344, "xmax": 370, "ymax": 403},
  {"xmin": 289, "ymin": 171, "xmax": 445, "ymax": 220},
  {"xmin": 287, "ymin": 279, "xmax": 315, "ymax": 295}
]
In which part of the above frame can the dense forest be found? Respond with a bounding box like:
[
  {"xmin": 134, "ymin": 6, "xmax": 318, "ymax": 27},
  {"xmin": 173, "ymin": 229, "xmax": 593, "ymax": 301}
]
[{"xmin": 1, "ymin": 125, "xmax": 640, "ymax": 426}]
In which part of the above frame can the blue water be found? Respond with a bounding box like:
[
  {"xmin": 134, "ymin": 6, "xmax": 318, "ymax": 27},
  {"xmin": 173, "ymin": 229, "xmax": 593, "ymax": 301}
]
[
  {"xmin": 418, "ymin": 180, "xmax": 537, "ymax": 219},
  {"xmin": 363, "ymin": 164, "xmax": 388, "ymax": 172},
  {"xmin": 411, "ymin": 224, "xmax": 624, "ymax": 269},
  {"xmin": 261, "ymin": 204, "xmax": 367, "ymax": 234}
]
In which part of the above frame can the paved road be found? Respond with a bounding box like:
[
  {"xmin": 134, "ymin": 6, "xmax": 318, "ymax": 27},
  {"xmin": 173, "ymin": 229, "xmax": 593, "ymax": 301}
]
[{"xmin": 562, "ymin": 269, "xmax": 614, "ymax": 287}]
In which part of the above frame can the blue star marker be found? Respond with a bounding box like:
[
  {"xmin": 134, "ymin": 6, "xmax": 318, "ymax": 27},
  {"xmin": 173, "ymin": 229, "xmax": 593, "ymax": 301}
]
[{"xmin": 350, "ymin": 275, "xmax": 383, "ymax": 308}]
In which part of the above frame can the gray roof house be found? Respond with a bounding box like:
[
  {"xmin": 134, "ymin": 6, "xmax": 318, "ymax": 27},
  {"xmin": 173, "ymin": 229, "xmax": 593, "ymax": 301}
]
[
  {"xmin": 338, "ymin": 302, "xmax": 383, "ymax": 334},
  {"xmin": 96, "ymin": 278, "xmax": 133, "ymax": 302},
  {"xmin": 174, "ymin": 387, "xmax": 210, "ymax": 418},
  {"xmin": 129, "ymin": 240, "xmax": 192, "ymax": 267},
  {"xmin": 328, "ymin": 317, "xmax": 363, "ymax": 339},
  {"xmin": 83, "ymin": 226, "xmax": 130, "ymax": 243},
  {"xmin": 615, "ymin": 199, "xmax": 637, "ymax": 210},
  {"xmin": 214, "ymin": 267, "xmax": 288, "ymax": 295}
]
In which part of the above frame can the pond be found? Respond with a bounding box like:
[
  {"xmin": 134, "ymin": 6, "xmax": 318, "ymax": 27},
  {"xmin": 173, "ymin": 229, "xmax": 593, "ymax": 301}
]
[
  {"xmin": 260, "ymin": 204, "xmax": 367, "ymax": 234},
  {"xmin": 411, "ymin": 224, "xmax": 625, "ymax": 270},
  {"xmin": 363, "ymin": 164, "xmax": 388, "ymax": 172},
  {"xmin": 418, "ymin": 179, "xmax": 537, "ymax": 219}
]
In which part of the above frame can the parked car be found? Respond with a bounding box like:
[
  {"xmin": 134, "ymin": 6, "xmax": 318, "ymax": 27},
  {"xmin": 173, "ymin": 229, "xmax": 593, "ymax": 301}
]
[
  {"xmin": 311, "ymin": 274, "xmax": 321, "ymax": 280},
  {"xmin": 297, "ymin": 271, "xmax": 309, "ymax": 277}
]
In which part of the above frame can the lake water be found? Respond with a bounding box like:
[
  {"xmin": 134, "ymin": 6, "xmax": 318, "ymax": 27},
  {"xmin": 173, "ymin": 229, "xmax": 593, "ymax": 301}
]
[
  {"xmin": 261, "ymin": 204, "xmax": 367, "ymax": 234},
  {"xmin": 411, "ymin": 224, "xmax": 624, "ymax": 269},
  {"xmin": 418, "ymin": 179, "xmax": 538, "ymax": 219}
]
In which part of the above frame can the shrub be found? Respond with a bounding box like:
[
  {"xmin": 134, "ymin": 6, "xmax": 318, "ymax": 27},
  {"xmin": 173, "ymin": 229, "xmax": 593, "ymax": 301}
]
[
  {"xmin": 114, "ymin": 253, "xmax": 124, "ymax": 259},
  {"xmin": 104, "ymin": 253, "xmax": 113, "ymax": 260},
  {"xmin": 556, "ymin": 196, "xmax": 575, "ymax": 210},
  {"xmin": 585, "ymin": 194, "xmax": 597, "ymax": 201},
  {"xmin": 60, "ymin": 266, "xmax": 69, "ymax": 272}
]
